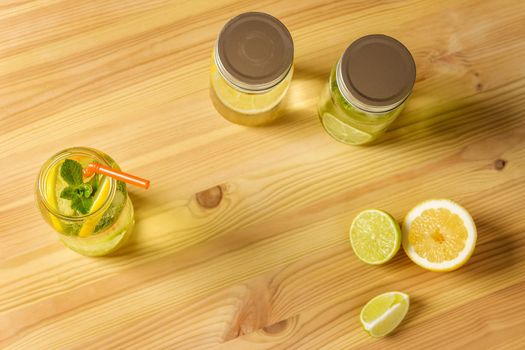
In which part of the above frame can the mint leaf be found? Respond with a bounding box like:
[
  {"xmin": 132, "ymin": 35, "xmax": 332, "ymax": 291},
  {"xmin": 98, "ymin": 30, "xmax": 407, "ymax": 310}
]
[
  {"xmin": 117, "ymin": 180, "xmax": 126, "ymax": 193},
  {"xmin": 60, "ymin": 159, "xmax": 83, "ymax": 185},
  {"xmin": 94, "ymin": 212, "xmax": 114, "ymax": 232},
  {"xmin": 79, "ymin": 183, "xmax": 93, "ymax": 198},
  {"xmin": 59, "ymin": 158, "xmax": 99, "ymax": 215},
  {"xmin": 60, "ymin": 187, "xmax": 78, "ymax": 200},
  {"xmin": 60, "ymin": 183, "xmax": 93, "ymax": 200},
  {"xmin": 71, "ymin": 196, "xmax": 93, "ymax": 214},
  {"xmin": 89, "ymin": 174, "xmax": 99, "ymax": 193}
]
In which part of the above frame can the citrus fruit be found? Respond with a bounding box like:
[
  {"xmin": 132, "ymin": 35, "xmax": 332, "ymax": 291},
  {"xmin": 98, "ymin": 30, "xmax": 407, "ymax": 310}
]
[
  {"xmin": 210, "ymin": 62, "xmax": 290, "ymax": 114},
  {"xmin": 402, "ymin": 199, "xmax": 477, "ymax": 272},
  {"xmin": 360, "ymin": 291, "xmax": 410, "ymax": 337},
  {"xmin": 321, "ymin": 113, "xmax": 373, "ymax": 145},
  {"xmin": 44, "ymin": 162, "xmax": 63, "ymax": 231},
  {"xmin": 77, "ymin": 176, "xmax": 111, "ymax": 238},
  {"xmin": 349, "ymin": 209, "xmax": 401, "ymax": 264},
  {"xmin": 61, "ymin": 198, "xmax": 134, "ymax": 256},
  {"xmin": 61, "ymin": 223, "xmax": 132, "ymax": 257}
]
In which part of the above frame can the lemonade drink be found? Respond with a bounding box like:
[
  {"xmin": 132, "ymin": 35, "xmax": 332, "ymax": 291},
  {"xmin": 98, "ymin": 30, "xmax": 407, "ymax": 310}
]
[
  {"xmin": 318, "ymin": 65, "xmax": 404, "ymax": 145},
  {"xmin": 36, "ymin": 147, "xmax": 134, "ymax": 256},
  {"xmin": 210, "ymin": 12, "xmax": 294, "ymax": 126},
  {"xmin": 318, "ymin": 35, "xmax": 416, "ymax": 145},
  {"xmin": 210, "ymin": 54, "xmax": 292, "ymax": 126}
]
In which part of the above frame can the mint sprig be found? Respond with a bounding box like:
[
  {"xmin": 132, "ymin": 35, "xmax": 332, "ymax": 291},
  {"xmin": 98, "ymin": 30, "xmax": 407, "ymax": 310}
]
[
  {"xmin": 60, "ymin": 159, "xmax": 84, "ymax": 186},
  {"xmin": 59, "ymin": 159, "xmax": 99, "ymax": 215}
]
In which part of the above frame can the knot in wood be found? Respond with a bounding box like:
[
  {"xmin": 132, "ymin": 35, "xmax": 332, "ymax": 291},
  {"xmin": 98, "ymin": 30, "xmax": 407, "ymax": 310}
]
[{"xmin": 195, "ymin": 185, "xmax": 223, "ymax": 208}]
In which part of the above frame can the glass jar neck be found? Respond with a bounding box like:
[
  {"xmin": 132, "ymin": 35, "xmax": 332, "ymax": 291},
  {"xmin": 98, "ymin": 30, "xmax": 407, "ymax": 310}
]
[
  {"xmin": 335, "ymin": 59, "xmax": 408, "ymax": 114},
  {"xmin": 214, "ymin": 42, "xmax": 292, "ymax": 93}
]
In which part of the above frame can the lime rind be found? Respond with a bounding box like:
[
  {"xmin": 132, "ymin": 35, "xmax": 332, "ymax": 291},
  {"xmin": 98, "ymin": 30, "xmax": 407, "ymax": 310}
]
[
  {"xmin": 349, "ymin": 209, "xmax": 401, "ymax": 265},
  {"xmin": 360, "ymin": 291, "xmax": 410, "ymax": 337}
]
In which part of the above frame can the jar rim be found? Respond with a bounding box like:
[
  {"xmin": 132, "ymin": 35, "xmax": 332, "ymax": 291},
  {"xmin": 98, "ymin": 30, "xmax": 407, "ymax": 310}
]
[{"xmin": 214, "ymin": 42, "xmax": 293, "ymax": 93}]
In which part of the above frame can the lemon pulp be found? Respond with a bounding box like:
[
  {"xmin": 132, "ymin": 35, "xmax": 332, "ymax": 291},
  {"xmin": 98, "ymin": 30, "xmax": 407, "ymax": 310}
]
[
  {"xmin": 402, "ymin": 199, "xmax": 477, "ymax": 271},
  {"xmin": 409, "ymin": 208, "xmax": 468, "ymax": 262}
]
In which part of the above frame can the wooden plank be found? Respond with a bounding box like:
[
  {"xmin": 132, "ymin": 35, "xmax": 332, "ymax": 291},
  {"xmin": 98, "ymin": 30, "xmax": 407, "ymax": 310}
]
[{"xmin": 1, "ymin": 0, "xmax": 524, "ymax": 348}]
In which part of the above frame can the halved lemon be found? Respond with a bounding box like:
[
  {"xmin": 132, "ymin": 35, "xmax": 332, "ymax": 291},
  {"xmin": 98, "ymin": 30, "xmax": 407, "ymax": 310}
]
[
  {"xmin": 360, "ymin": 291, "xmax": 410, "ymax": 337},
  {"xmin": 402, "ymin": 199, "xmax": 477, "ymax": 272}
]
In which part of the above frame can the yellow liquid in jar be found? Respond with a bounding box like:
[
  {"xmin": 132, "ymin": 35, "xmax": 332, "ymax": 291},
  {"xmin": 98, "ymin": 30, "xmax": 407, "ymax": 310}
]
[
  {"xmin": 36, "ymin": 147, "xmax": 135, "ymax": 256},
  {"xmin": 210, "ymin": 55, "xmax": 292, "ymax": 126},
  {"xmin": 318, "ymin": 65, "xmax": 405, "ymax": 145}
]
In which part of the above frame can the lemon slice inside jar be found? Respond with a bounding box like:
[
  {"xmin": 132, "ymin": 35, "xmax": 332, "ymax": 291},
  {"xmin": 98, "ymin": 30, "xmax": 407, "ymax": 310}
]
[
  {"xmin": 321, "ymin": 112, "xmax": 373, "ymax": 145},
  {"xmin": 211, "ymin": 63, "xmax": 290, "ymax": 114}
]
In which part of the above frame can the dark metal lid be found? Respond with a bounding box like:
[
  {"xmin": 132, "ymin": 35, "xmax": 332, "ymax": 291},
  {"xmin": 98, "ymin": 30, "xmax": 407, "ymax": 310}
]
[
  {"xmin": 216, "ymin": 12, "xmax": 294, "ymax": 91},
  {"xmin": 338, "ymin": 34, "xmax": 416, "ymax": 111}
]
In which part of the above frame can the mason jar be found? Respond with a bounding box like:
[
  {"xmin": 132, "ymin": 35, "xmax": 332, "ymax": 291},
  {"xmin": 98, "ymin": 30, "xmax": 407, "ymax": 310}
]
[
  {"xmin": 210, "ymin": 12, "xmax": 294, "ymax": 126},
  {"xmin": 36, "ymin": 147, "xmax": 134, "ymax": 256},
  {"xmin": 318, "ymin": 34, "xmax": 416, "ymax": 145}
]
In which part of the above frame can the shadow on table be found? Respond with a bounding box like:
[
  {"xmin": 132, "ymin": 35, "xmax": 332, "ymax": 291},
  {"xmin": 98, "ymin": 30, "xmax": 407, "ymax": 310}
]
[
  {"xmin": 461, "ymin": 218, "xmax": 519, "ymax": 277},
  {"xmin": 104, "ymin": 190, "xmax": 174, "ymax": 258},
  {"xmin": 373, "ymin": 79, "xmax": 522, "ymax": 150},
  {"xmin": 244, "ymin": 62, "xmax": 328, "ymax": 128}
]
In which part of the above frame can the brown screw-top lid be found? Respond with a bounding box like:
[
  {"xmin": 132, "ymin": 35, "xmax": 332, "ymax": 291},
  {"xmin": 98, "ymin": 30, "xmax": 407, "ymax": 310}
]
[
  {"xmin": 216, "ymin": 12, "xmax": 294, "ymax": 90},
  {"xmin": 339, "ymin": 34, "xmax": 416, "ymax": 111}
]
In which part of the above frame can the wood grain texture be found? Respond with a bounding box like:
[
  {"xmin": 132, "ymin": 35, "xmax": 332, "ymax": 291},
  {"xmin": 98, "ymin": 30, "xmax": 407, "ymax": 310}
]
[{"xmin": 1, "ymin": 0, "xmax": 525, "ymax": 348}]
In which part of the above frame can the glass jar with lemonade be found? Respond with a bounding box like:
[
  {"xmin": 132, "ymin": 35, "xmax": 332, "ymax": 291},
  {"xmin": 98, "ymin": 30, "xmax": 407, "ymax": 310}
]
[
  {"xmin": 318, "ymin": 35, "xmax": 416, "ymax": 145},
  {"xmin": 210, "ymin": 12, "xmax": 294, "ymax": 126},
  {"xmin": 36, "ymin": 147, "xmax": 135, "ymax": 256}
]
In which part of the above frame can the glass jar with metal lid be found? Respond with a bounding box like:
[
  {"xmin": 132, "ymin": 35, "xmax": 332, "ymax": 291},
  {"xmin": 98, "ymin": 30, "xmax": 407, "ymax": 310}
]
[
  {"xmin": 318, "ymin": 34, "xmax": 416, "ymax": 145},
  {"xmin": 210, "ymin": 12, "xmax": 294, "ymax": 126}
]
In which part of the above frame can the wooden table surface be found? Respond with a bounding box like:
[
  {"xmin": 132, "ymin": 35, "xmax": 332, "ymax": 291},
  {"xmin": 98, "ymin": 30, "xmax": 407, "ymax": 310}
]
[{"xmin": 1, "ymin": 0, "xmax": 525, "ymax": 349}]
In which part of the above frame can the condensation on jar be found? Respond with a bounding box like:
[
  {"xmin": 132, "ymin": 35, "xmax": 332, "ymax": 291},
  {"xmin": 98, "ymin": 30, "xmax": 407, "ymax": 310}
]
[
  {"xmin": 210, "ymin": 12, "xmax": 294, "ymax": 126},
  {"xmin": 318, "ymin": 34, "xmax": 416, "ymax": 145}
]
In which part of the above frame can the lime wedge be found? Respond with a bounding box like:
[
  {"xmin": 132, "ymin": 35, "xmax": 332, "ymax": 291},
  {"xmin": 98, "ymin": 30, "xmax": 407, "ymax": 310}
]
[
  {"xmin": 321, "ymin": 113, "xmax": 373, "ymax": 145},
  {"xmin": 349, "ymin": 209, "xmax": 401, "ymax": 264},
  {"xmin": 78, "ymin": 177, "xmax": 111, "ymax": 237},
  {"xmin": 360, "ymin": 291, "xmax": 410, "ymax": 337}
]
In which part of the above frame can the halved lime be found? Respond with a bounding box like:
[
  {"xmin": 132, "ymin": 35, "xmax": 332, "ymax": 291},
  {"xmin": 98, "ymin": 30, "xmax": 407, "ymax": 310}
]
[
  {"xmin": 349, "ymin": 209, "xmax": 401, "ymax": 264},
  {"xmin": 360, "ymin": 291, "xmax": 410, "ymax": 337},
  {"xmin": 321, "ymin": 113, "xmax": 373, "ymax": 145}
]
